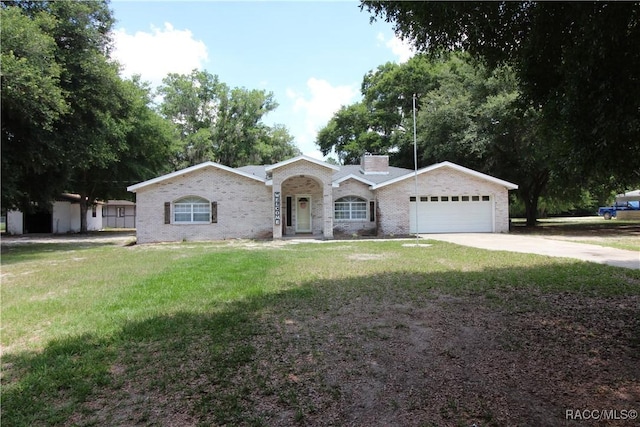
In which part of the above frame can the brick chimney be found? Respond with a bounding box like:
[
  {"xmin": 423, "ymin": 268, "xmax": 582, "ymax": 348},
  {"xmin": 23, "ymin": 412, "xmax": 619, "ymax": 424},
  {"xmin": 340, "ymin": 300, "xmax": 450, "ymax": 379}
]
[{"xmin": 360, "ymin": 153, "xmax": 389, "ymax": 175}]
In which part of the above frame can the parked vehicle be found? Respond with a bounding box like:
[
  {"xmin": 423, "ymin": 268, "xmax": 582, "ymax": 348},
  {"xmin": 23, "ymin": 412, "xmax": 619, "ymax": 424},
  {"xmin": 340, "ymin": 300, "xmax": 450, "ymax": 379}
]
[{"xmin": 597, "ymin": 201, "xmax": 640, "ymax": 220}]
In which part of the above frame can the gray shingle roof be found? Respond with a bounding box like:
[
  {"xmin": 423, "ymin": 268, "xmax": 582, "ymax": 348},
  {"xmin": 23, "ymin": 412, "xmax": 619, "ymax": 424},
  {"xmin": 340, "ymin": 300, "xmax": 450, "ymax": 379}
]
[
  {"xmin": 236, "ymin": 163, "xmax": 413, "ymax": 186},
  {"xmin": 332, "ymin": 165, "xmax": 413, "ymax": 185},
  {"xmin": 236, "ymin": 165, "xmax": 267, "ymax": 178}
]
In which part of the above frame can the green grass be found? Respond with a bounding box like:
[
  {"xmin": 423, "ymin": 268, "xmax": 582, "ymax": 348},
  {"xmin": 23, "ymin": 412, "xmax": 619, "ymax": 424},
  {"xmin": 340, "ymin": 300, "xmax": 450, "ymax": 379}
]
[{"xmin": 2, "ymin": 239, "xmax": 639, "ymax": 426}]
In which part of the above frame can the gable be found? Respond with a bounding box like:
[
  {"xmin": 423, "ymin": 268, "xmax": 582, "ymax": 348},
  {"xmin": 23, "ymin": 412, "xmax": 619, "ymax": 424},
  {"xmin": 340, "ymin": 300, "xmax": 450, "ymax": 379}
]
[
  {"xmin": 265, "ymin": 155, "xmax": 339, "ymax": 172},
  {"xmin": 332, "ymin": 174, "xmax": 376, "ymax": 188},
  {"xmin": 128, "ymin": 161, "xmax": 265, "ymax": 193},
  {"xmin": 371, "ymin": 161, "xmax": 518, "ymax": 190}
]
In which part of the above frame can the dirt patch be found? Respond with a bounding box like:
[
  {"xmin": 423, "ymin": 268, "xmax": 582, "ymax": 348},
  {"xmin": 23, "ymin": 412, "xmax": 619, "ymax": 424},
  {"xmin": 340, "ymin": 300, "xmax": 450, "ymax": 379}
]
[
  {"xmin": 234, "ymin": 292, "xmax": 639, "ymax": 426},
  {"xmin": 346, "ymin": 253, "xmax": 388, "ymax": 261},
  {"xmin": 78, "ymin": 291, "xmax": 640, "ymax": 426}
]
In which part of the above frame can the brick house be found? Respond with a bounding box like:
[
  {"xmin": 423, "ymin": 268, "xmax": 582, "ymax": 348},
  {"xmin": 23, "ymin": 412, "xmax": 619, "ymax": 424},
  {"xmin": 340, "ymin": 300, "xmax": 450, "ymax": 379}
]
[{"xmin": 127, "ymin": 154, "xmax": 518, "ymax": 243}]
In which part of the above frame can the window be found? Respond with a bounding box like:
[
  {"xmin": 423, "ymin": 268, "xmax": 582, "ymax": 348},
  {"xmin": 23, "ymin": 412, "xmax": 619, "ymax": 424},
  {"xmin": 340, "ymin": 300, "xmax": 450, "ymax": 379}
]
[
  {"xmin": 335, "ymin": 196, "xmax": 367, "ymax": 220},
  {"xmin": 451, "ymin": 196, "xmax": 459, "ymax": 202},
  {"xmin": 482, "ymin": 195, "xmax": 491, "ymax": 201},
  {"xmin": 431, "ymin": 196, "xmax": 439, "ymax": 202},
  {"xmin": 461, "ymin": 196, "xmax": 470, "ymax": 201},
  {"xmin": 174, "ymin": 196, "xmax": 211, "ymax": 223},
  {"xmin": 441, "ymin": 196, "xmax": 449, "ymax": 202},
  {"xmin": 117, "ymin": 207, "xmax": 125, "ymax": 217}
]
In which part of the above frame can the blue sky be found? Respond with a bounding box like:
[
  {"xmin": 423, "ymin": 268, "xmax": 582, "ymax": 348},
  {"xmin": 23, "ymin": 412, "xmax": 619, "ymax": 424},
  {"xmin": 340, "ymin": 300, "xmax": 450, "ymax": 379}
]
[{"xmin": 109, "ymin": 0, "xmax": 414, "ymax": 159}]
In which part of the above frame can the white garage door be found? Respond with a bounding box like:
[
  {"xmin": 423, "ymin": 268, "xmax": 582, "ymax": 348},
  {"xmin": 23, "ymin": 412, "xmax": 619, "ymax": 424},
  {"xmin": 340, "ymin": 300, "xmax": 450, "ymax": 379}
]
[{"xmin": 410, "ymin": 195, "xmax": 493, "ymax": 233}]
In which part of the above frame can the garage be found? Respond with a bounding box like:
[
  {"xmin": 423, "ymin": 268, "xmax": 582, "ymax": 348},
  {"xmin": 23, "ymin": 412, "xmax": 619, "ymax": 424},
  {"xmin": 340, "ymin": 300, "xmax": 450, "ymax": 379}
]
[{"xmin": 410, "ymin": 195, "xmax": 493, "ymax": 233}]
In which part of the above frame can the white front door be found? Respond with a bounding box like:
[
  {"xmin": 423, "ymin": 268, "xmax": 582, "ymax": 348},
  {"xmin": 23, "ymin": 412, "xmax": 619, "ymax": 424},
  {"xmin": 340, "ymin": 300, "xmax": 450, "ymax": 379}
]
[{"xmin": 296, "ymin": 196, "xmax": 312, "ymax": 232}]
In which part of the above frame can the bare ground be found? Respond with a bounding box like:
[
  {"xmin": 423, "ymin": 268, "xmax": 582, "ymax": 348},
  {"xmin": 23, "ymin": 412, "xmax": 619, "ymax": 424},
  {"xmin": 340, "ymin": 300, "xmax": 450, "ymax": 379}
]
[
  {"xmin": 74, "ymin": 285, "xmax": 640, "ymax": 427},
  {"xmin": 233, "ymin": 293, "xmax": 639, "ymax": 427}
]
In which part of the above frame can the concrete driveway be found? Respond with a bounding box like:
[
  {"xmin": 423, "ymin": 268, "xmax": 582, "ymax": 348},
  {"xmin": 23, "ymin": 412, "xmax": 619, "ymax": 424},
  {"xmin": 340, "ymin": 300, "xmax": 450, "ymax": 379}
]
[{"xmin": 422, "ymin": 233, "xmax": 640, "ymax": 270}]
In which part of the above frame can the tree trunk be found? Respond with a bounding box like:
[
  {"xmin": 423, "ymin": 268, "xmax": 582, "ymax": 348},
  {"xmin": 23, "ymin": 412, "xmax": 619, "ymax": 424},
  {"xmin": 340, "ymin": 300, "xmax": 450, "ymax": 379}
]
[
  {"xmin": 79, "ymin": 191, "xmax": 88, "ymax": 234},
  {"xmin": 524, "ymin": 195, "xmax": 539, "ymax": 227},
  {"xmin": 521, "ymin": 169, "xmax": 550, "ymax": 227}
]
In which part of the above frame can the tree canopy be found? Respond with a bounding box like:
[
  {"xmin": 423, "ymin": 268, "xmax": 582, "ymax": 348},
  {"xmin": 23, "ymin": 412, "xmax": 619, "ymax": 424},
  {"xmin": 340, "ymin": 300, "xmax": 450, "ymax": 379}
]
[
  {"xmin": 2, "ymin": 1, "xmax": 300, "ymax": 232},
  {"xmin": 361, "ymin": 1, "xmax": 640, "ymax": 186},
  {"xmin": 317, "ymin": 53, "xmax": 585, "ymax": 225},
  {"xmin": 157, "ymin": 70, "xmax": 300, "ymax": 170},
  {"xmin": 1, "ymin": 1, "xmax": 174, "ymax": 231}
]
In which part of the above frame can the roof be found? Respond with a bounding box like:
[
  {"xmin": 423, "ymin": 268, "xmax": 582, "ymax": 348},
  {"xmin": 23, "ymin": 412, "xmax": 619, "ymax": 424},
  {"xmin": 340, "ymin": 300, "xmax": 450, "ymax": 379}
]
[
  {"xmin": 106, "ymin": 200, "xmax": 136, "ymax": 206},
  {"xmin": 370, "ymin": 161, "xmax": 518, "ymax": 190},
  {"xmin": 127, "ymin": 161, "xmax": 266, "ymax": 192},
  {"xmin": 56, "ymin": 193, "xmax": 105, "ymax": 204},
  {"xmin": 236, "ymin": 165, "xmax": 267, "ymax": 177},
  {"xmin": 615, "ymin": 190, "xmax": 640, "ymax": 202},
  {"xmin": 127, "ymin": 158, "xmax": 518, "ymax": 193},
  {"xmin": 265, "ymin": 155, "xmax": 340, "ymax": 172},
  {"xmin": 333, "ymin": 165, "xmax": 412, "ymax": 186}
]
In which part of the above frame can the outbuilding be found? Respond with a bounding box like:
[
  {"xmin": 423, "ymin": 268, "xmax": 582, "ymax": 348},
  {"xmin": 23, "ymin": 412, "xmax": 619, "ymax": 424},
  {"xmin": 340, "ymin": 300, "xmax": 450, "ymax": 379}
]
[{"xmin": 127, "ymin": 154, "xmax": 518, "ymax": 243}]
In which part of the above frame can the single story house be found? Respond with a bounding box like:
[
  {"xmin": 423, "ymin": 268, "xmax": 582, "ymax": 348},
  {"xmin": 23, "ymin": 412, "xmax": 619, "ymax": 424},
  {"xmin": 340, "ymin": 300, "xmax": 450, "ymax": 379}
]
[
  {"xmin": 103, "ymin": 200, "xmax": 136, "ymax": 229},
  {"xmin": 6, "ymin": 193, "xmax": 103, "ymax": 235},
  {"xmin": 127, "ymin": 154, "xmax": 518, "ymax": 244}
]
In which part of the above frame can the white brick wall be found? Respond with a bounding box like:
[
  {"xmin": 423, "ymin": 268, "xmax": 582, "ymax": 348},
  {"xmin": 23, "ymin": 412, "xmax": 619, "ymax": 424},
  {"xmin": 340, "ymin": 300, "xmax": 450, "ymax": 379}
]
[
  {"xmin": 132, "ymin": 160, "xmax": 513, "ymax": 243},
  {"xmin": 135, "ymin": 167, "xmax": 272, "ymax": 243},
  {"xmin": 376, "ymin": 167, "xmax": 511, "ymax": 236},
  {"xmin": 332, "ymin": 178, "xmax": 376, "ymax": 235}
]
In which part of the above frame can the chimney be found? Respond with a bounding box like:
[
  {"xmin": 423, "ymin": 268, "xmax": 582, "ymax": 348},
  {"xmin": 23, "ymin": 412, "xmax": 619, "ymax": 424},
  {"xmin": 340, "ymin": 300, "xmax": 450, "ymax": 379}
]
[{"xmin": 360, "ymin": 153, "xmax": 389, "ymax": 175}]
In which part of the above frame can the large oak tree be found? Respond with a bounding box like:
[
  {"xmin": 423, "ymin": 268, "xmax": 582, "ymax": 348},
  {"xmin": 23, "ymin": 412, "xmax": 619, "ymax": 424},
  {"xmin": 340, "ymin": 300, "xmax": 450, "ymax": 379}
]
[
  {"xmin": 1, "ymin": 1, "xmax": 174, "ymax": 232},
  {"xmin": 361, "ymin": 1, "xmax": 640, "ymax": 187},
  {"xmin": 157, "ymin": 70, "xmax": 300, "ymax": 169}
]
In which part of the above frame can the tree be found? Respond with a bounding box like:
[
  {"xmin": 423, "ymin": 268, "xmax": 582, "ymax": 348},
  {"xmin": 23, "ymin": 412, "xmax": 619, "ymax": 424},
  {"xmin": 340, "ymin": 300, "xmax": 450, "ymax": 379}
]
[
  {"xmin": 318, "ymin": 53, "xmax": 569, "ymax": 225},
  {"xmin": 411, "ymin": 58, "xmax": 559, "ymax": 226},
  {"xmin": 1, "ymin": 4, "xmax": 68, "ymax": 210},
  {"xmin": 77, "ymin": 77, "xmax": 175, "ymax": 203},
  {"xmin": 361, "ymin": 1, "xmax": 640, "ymax": 186},
  {"xmin": 1, "ymin": 1, "xmax": 175, "ymax": 232},
  {"xmin": 158, "ymin": 69, "xmax": 299, "ymax": 169},
  {"xmin": 317, "ymin": 103, "xmax": 374, "ymax": 164},
  {"xmin": 317, "ymin": 54, "xmax": 447, "ymax": 166}
]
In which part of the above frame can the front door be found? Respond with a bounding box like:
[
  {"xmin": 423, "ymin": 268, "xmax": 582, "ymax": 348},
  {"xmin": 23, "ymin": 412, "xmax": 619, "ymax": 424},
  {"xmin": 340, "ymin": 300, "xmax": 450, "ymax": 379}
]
[{"xmin": 296, "ymin": 196, "xmax": 311, "ymax": 232}]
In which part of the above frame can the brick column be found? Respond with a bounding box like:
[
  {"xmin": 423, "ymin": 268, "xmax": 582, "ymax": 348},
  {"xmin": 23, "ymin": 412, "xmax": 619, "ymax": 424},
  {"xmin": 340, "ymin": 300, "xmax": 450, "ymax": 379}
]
[
  {"xmin": 323, "ymin": 181, "xmax": 333, "ymax": 239},
  {"xmin": 272, "ymin": 183, "xmax": 282, "ymax": 239}
]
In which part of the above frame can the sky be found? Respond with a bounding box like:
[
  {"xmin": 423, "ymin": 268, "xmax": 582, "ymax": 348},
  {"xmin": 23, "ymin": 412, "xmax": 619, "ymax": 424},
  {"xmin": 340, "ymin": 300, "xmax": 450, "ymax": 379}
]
[{"xmin": 109, "ymin": 0, "xmax": 415, "ymax": 159}]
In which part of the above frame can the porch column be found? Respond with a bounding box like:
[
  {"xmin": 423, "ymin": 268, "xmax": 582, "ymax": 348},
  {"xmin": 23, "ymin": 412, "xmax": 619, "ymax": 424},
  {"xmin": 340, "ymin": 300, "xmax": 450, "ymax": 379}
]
[
  {"xmin": 272, "ymin": 183, "xmax": 282, "ymax": 239},
  {"xmin": 322, "ymin": 181, "xmax": 333, "ymax": 239}
]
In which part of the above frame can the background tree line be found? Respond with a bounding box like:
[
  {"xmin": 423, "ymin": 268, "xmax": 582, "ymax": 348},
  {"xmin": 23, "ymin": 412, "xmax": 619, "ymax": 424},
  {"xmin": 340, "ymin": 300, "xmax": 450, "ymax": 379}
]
[
  {"xmin": 317, "ymin": 1, "xmax": 640, "ymax": 225},
  {"xmin": 1, "ymin": 0, "xmax": 298, "ymax": 231}
]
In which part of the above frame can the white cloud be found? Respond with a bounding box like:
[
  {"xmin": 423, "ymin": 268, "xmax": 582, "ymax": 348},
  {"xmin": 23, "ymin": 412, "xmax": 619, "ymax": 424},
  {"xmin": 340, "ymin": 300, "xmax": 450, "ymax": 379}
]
[
  {"xmin": 378, "ymin": 32, "xmax": 416, "ymax": 63},
  {"xmin": 285, "ymin": 78, "xmax": 359, "ymax": 158},
  {"xmin": 111, "ymin": 23, "xmax": 208, "ymax": 88}
]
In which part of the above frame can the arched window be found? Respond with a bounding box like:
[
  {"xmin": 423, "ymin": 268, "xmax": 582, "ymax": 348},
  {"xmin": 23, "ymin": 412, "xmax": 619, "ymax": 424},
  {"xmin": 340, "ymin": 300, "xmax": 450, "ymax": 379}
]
[
  {"xmin": 174, "ymin": 196, "xmax": 210, "ymax": 223},
  {"xmin": 334, "ymin": 196, "xmax": 367, "ymax": 220}
]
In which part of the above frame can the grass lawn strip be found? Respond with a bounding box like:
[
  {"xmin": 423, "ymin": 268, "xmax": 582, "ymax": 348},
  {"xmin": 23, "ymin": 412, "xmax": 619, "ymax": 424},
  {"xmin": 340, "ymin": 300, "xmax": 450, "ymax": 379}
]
[{"xmin": 1, "ymin": 239, "xmax": 639, "ymax": 426}]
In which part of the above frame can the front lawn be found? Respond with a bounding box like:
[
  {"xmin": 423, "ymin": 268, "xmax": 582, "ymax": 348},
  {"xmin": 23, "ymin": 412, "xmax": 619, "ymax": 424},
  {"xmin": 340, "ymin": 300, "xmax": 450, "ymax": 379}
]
[{"xmin": 2, "ymin": 239, "xmax": 639, "ymax": 426}]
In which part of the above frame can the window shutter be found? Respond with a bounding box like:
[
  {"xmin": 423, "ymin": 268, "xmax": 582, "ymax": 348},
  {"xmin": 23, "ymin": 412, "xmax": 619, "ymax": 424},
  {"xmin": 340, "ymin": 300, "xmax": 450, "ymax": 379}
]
[
  {"xmin": 211, "ymin": 201, "xmax": 217, "ymax": 223},
  {"xmin": 369, "ymin": 201, "xmax": 375, "ymax": 222},
  {"xmin": 164, "ymin": 202, "xmax": 170, "ymax": 224}
]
